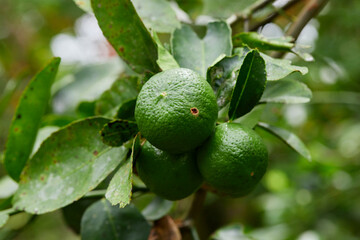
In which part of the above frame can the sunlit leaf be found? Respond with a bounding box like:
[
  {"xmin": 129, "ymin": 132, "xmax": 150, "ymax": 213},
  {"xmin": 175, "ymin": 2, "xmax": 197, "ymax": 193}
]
[
  {"xmin": 81, "ymin": 199, "xmax": 151, "ymax": 240},
  {"xmin": 73, "ymin": 0, "xmax": 92, "ymax": 12},
  {"xmin": 92, "ymin": 0, "xmax": 161, "ymax": 73},
  {"xmin": 257, "ymin": 122, "xmax": 311, "ymax": 160},
  {"xmin": 4, "ymin": 58, "xmax": 60, "ymax": 181},
  {"xmin": 260, "ymin": 79, "xmax": 312, "ymax": 103},
  {"xmin": 171, "ymin": 21, "xmax": 232, "ymax": 77},
  {"xmin": 12, "ymin": 118, "xmax": 129, "ymax": 214},
  {"xmin": 0, "ymin": 212, "xmax": 9, "ymax": 228},
  {"xmin": 233, "ymin": 32, "xmax": 294, "ymax": 51},
  {"xmin": 233, "ymin": 105, "xmax": 265, "ymax": 129},
  {"xmin": 229, "ymin": 50, "xmax": 266, "ymax": 120}
]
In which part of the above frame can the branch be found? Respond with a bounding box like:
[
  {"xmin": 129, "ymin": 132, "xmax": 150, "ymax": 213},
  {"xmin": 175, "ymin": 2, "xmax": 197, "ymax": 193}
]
[{"xmin": 272, "ymin": 0, "xmax": 329, "ymax": 58}]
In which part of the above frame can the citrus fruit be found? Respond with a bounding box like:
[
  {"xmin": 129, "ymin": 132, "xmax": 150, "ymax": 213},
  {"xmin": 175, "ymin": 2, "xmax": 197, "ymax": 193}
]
[
  {"xmin": 136, "ymin": 140, "xmax": 203, "ymax": 201},
  {"xmin": 135, "ymin": 68, "xmax": 218, "ymax": 154},
  {"xmin": 196, "ymin": 123, "xmax": 268, "ymax": 197}
]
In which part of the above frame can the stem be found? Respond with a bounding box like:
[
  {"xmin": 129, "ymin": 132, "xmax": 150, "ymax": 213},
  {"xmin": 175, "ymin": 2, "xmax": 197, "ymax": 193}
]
[
  {"xmin": 249, "ymin": 0, "xmax": 301, "ymax": 31},
  {"xmin": 186, "ymin": 188, "xmax": 207, "ymax": 222},
  {"xmin": 271, "ymin": 0, "xmax": 329, "ymax": 58}
]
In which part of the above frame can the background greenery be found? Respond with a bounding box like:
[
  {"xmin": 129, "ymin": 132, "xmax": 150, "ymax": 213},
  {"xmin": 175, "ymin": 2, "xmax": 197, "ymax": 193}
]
[{"xmin": 0, "ymin": 0, "xmax": 359, "ymax": 239}]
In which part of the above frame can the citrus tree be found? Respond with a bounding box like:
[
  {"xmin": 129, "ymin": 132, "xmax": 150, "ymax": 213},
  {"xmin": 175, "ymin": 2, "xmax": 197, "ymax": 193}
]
[{"xmin": 0, "ymin": 0, "xmax": 330, "ymax": 239}]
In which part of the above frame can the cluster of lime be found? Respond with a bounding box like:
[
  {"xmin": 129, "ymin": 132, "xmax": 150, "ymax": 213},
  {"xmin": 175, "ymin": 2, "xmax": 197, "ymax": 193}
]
[{"xmin": 134, "ymin": 68, "xmax": 268, "ymax": 200}]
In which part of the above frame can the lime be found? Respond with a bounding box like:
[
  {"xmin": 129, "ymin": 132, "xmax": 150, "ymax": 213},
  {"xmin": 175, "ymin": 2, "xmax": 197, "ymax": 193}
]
[
  {"xmin": 135, "ymin": 68, "xmax": 218, "ymax": 154},
  {"xmin": 136, "ymin": 141, "xmax": 203, "ymax": 201},
  {"xmin": 197, "ymin": 123, "xmax": 268, "ymax": 197}
]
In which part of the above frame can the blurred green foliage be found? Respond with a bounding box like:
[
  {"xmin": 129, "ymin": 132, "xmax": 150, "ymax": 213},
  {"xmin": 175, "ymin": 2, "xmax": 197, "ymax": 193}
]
[{"xmin": 0, "ymin": 0, "xmax": 359, "ymax": 240}]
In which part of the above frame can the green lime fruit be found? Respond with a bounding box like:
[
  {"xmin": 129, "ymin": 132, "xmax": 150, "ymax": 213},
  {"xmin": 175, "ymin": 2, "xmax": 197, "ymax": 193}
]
[
  {"xmin": 135, "ymin": 68, "xmax": 218, "ymax": 154},
  {"xmin": 197, "ymin": 123, "xmax": 268, "ymax": 197},
  {"xmin": 136, "ymin": 141, "xmax": 203, "ymax": 201}
]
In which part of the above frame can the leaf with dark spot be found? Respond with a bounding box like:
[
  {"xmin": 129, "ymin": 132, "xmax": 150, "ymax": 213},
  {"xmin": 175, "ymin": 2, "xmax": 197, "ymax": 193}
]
[
  {"xmin": 4, "ymin": 57, "xmax": 61, "ymax": 181},
  {"xmin": 101, "ymin": 119, "xmax": 138, "ymax": 147},
  {"xmin": 91, "ymin": 0, "xmax": 160, "ymax": 74},
  {"xmin": 12, "ymin": 117, "xmax": 129, "ymax": 214}
]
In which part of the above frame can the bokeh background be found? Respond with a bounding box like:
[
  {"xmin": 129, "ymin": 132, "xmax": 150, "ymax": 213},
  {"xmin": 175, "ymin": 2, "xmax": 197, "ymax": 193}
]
[{"xmin": 0, "ymin": 0, "xmax": 359, "ymax": 239}]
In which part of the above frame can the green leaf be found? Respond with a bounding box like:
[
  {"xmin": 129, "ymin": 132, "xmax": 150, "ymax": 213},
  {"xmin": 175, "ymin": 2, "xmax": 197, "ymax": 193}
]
[
  {"xmin": 115, "ymin": 98, "xmax": 137, "ymax": 120},
  {"xmin": 95, "ymin": 75, "xmax": 139, "ymax": 116},
  {"xmin": 100, "ymin": 120, "xmax": 138, "ymax": 147},
  {"xmin": 4, "ymin": 57, "xmax": 61, "ymax": 181},
  {"xmin": 91, "ymin": 0, "xmax": 161, "ymax": 74},
  {"xmin": 229, "ymin": 50, "xmax": 266, "ymax": 120},
  {"xmin": 0, "ymin": 212, "xmax": 9, "ymax": 228},
  {"xmin": 81, "ymin": 199, "xmax": 151, "ymax": 240},
  {"xmin": 12, "ymin": 117, "xmax": 129, "ymax": 214},
  {"xmin": 141, "ymin": 196, "xmax": 174, "ymax": 221},
  {"xmin": 206, "ymin": 50, "xmax": 248, "ymax": 108},
  {"xmin": 260, "ymin": 79, "xmax": 312, "ymax": 104},
  {"xmin": 76, "ymin": 101, "xmax": 96, "ymax": 118},
  {"xmin": 132, "ymin": 0, "xmax": 180, "ymax": 33},
  {"xmin": 233, "ymin": 32, "xmax": 294, "ymax": 51},
  {"xmin": 73, "ymin": 0, "xmax": 92, "ymax": 12},
  {"xmin": 153, "ymin": 32, "xmax": 180, "ymax": 71},
  {"xmin": 105, "ymin": 134, "xmax": 140, "ymax": 207},
  {"xmin": 233, "ymin": 105, "xmax": 265, "ymax": 129},
  {"xmin": 62, "ymin": 198, "xmax": 98, "ymax": 234},
  {"xmin": 171, "ymin": 21, "xmax": 232, "ymax": 77},
  {"xmin": 257, "ymin": 122, "xmax": 311, "ymax": 160},
  {"xmin": 211, "ymin": 223, "xmax": 254, "ymax": 240},
  {"xmin": 261, "ymin": 53, "xmax": 308, "ymax": 81}
]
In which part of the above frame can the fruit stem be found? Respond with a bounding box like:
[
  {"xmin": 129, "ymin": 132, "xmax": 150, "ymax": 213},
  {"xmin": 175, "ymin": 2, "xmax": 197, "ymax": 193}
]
[{"xmin": 186, "ymin": 188, "xmax": 207, "ymax": 222}]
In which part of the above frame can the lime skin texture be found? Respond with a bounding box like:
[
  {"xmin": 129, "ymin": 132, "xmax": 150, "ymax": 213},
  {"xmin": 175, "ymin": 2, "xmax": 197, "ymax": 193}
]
[
  {"xmin": 197, "ymin": 123, "xmax": 268, "ymax": 197},
  {"xmin": 135, "ymin": 68, "xmax": 218, "ymax": 154},
  {"xmin": 136, "ymin": 140, "xmax": 203, "ymax": 201}
]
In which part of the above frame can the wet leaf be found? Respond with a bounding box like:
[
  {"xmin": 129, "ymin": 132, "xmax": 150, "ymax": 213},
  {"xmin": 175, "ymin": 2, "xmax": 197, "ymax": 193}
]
[
  {"xmin": 260, "ymin": 79, "xmax": 312, "ymax": 104},
  {"xmin": 81, "ymin": 199, "xmax": 151, "ymax": 240},
  {"xmin": 257, "ymin": 122, "xmax": 311, "ymax": 160},
  {"xmin": 4, "ymin": 58, "xmax": 61, "ymax": 181},
  {"xmin": 229, "ymin": 50, "xmax": 266, "ymax": 120},
  {"xmin": 141, "ymin": 196, "xmax": 174, "ymax": 221},
  {"xmin": 100, "ymin": 120, "xmax": 138, "ymax": 147},
  {"xmin": 171, "ymin": 21, "xmax": 232, "ymax": 77},
  {"xmin": 12, "ymin": 117, "xmax": 129, "ymax": 214},
  {"xmin": 92, "ymin": 0, "xmax": 161, "ymax": 74}
]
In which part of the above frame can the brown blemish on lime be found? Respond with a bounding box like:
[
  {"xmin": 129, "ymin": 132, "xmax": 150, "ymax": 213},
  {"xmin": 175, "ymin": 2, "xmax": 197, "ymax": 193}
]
[
  {"xmin": 93, "ymin": 150, "xmax": 99, "ymax": 156},
  {"xmin": 251, "ymin": 172, "xmax": 254, "ymax": 176},
  {"xmin": 190, "ymin": 107, "xmax": 199, "ymax": 116}
]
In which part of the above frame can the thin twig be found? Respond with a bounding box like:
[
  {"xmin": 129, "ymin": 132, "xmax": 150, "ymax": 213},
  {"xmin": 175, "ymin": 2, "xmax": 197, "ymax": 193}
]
[
  {"xmin": 272, "ymin": 0, "xmax": 329, "ymax": 58},
  {"xmin": 249, "ymin": 0, "xmax": 301, "ymax": 31},
  {"xmin": 185, "ymin": 188, "xmax": 207, "ymax": 222}
]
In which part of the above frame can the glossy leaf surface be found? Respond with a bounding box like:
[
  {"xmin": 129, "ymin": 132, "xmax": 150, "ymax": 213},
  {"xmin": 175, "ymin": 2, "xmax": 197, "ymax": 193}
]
[{"xmin": 229, "ymin": 50, "xmax": 266, "ymax": 120}]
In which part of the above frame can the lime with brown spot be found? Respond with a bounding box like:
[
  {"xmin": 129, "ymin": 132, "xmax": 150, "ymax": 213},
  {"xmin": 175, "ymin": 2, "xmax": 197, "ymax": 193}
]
[
  {"xmin": 135, "ymin": 68, "xmax": 218, "ymax": 154},
  {"xmin": 196, "ymin": 123, "xmax": 268, "ymax": 197},
  {"xmin": 136, "ymin": 141, "xmax": 203, "ymax": 201}
]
